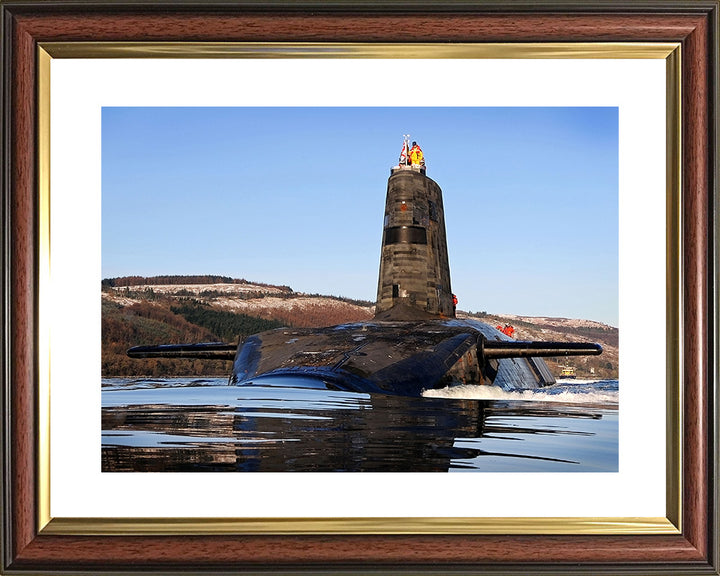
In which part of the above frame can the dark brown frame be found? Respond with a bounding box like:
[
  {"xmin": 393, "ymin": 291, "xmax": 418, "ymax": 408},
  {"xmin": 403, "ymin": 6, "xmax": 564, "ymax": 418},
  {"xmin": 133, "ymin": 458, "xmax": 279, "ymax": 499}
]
[{"xmin": 2, "ymin": 1, "xmax": 717, "ymax": 574}]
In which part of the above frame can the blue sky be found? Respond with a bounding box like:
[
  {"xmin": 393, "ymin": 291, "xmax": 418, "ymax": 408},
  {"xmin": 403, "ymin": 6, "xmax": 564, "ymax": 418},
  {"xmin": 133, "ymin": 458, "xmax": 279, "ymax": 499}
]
[{"xmin": 102, "ymin": 107, "xmax": 618, "ymax": 326}]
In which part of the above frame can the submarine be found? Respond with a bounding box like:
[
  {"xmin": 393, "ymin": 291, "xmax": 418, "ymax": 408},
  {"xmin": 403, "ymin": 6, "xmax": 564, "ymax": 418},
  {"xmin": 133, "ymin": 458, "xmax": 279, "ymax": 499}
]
[{"xmin": 128, "ymin": 138, "xmax": 602, "ymax": 397}]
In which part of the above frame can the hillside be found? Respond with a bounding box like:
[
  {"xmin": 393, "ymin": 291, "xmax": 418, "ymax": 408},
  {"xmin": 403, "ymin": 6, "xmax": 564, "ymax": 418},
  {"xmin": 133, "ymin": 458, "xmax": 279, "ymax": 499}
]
[
  {"xmin": 102, "ymin": 275, "xmax": 618, "ymax": 379},
  {"xmin": 459, "ymin": 312, "xmax": 618, "ymax": 380}
]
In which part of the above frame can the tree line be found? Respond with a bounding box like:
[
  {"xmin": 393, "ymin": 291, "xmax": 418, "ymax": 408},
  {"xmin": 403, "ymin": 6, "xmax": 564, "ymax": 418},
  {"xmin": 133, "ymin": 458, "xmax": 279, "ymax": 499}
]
[
  {"xmin": 170, "ymin": 302, "xmax": 283, "ymax": 343},
  {"xmin": 102, "ymin": 274, "xmax": 293, "ymax": 292},
  {"xmin": 102, "ymin": 300, "xmax": 282, "ymax": 377},
  {"xmin": 102, "ymin": 300, "xmax": 227, "ymax": 376},
  {"xmin": 102, "ymin": 294, "xmax": 375, "ymax": 377}
]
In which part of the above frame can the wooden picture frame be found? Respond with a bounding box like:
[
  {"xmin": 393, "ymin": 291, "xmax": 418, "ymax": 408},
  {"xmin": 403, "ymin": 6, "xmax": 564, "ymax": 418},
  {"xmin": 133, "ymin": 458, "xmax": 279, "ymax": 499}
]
[{"xmin": 2, "ymin": 1, "xmax": 717, "ymax": 573}]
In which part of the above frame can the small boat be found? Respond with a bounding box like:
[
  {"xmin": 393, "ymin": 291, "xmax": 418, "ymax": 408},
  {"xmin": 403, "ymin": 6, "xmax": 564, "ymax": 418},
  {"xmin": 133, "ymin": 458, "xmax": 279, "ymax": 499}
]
[{"xmin": 559, "ymin": 366, "xmax": 577, "ymax": 379}]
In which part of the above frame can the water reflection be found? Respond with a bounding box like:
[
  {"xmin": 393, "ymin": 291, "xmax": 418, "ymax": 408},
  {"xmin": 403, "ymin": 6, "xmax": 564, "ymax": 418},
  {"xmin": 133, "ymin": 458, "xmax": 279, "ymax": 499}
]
[{"xmin": 102, "ymin": 380, "xmax": 617, "ymax": 472}]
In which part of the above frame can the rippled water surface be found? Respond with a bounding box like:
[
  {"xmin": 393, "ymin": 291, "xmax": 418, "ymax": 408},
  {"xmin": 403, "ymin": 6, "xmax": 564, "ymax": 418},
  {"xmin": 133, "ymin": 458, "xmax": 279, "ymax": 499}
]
[{"xmin": 102, "ymin": 378, "xmax": 618, "ymax": 472}]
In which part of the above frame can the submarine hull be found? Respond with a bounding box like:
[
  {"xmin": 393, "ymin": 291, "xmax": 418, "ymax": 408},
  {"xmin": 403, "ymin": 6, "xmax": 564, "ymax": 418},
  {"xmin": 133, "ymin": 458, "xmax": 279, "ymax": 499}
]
[
  {"xmin": 229, "ymin": 319, "xmax": 559, "ymax": 397},
  {"xmin": 127, "ymin": 319, "xmax": 602, "ymax": 397}
]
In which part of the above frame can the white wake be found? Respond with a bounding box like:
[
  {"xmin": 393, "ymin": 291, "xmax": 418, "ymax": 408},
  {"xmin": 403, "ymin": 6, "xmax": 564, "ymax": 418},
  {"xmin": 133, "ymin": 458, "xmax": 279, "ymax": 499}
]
[{"xmin": 423, "ymin": 383, "xmax": 618, "ymax": 406}]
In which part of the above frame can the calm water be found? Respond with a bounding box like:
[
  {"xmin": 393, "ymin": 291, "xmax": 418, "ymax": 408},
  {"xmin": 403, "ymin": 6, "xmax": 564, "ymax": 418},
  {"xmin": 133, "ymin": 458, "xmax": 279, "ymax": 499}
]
[{"xmin": 101, "ymin": 378, "xmax": 618, "ymax": 472}]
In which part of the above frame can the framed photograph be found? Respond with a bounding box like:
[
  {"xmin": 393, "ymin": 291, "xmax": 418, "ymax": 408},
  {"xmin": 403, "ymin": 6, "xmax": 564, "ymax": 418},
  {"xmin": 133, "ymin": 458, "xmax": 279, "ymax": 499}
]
[{"xmin": 2, "ymin": 1, "xmax": 717, "ymax": 574}]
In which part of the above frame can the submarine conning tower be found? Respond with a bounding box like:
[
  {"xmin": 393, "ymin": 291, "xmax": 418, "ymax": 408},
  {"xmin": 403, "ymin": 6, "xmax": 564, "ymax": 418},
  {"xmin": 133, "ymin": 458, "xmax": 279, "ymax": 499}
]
[{"xmin": 375, "ymin": 140, "xmax": 455, "ymax": 319}]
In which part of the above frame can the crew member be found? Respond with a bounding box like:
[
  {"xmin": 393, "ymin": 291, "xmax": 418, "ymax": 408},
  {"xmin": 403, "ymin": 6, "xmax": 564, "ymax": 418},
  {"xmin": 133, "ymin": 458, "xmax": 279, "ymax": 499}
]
[
  {"xmin": 503, "ymin": 324, "xmax": 515, "ymax": 338},
  {"xmin": 409, "ymin": 141, "xmax": 424, "ymax": 166},
  {"xmin": 452, "ymin": 293, "xmax": 458, "ymax": 313}
]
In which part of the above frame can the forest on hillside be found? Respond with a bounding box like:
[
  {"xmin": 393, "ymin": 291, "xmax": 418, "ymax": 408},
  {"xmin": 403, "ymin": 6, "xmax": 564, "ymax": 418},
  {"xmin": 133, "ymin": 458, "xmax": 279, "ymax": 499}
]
[
  {"xmin": 102, "ymin": 274, "xmax": 292, "ymax": 292},
  {"xmin": 102, "ymin": 276, "xmax": 619, "ymax": 379},
  {"xmin": 102, "ymin": 299, "xmax": 283, "ymax": 377}
]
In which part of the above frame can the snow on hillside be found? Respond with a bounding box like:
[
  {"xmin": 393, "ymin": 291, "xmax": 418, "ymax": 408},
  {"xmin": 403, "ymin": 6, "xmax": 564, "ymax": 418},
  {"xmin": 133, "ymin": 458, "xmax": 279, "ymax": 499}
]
[
  {"xmin": 103, "ymin": 283, "xmax": 613, "ymax": 335},
  {"xmin": 102, "ymin": 283, "xmax": 375, "ymax": 319},
  {"xmin": 109, "ymin": 282, "xmax": 287, "ymax": 296},
  {"xmin": 211, "ymin": 295, "xmax": 372, "ymax": 315},
  {"xmin": 456, "ymin": 311, "xmax": 615, "ymax": 333},
  {"xmin": 499, "ymin": 313, "xmax": 615, "ymax": 331}
]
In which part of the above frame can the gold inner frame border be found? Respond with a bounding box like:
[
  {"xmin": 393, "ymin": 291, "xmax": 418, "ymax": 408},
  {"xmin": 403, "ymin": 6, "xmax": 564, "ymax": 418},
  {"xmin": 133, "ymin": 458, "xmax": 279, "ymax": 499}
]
[{"xmin": 36, "ymin": 41, "xmax": 682, "ymax": 537}]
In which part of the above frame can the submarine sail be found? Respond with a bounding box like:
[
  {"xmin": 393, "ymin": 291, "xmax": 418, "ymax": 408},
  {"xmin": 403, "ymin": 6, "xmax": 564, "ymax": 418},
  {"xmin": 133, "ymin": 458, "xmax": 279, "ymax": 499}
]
[
  {"xmin": 376, "ymin": 160, "xmax": 454, "ymax": 318},
  {"xmin": 128, "ymin": 137, "xmax": 602, "ymax": 396}
]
